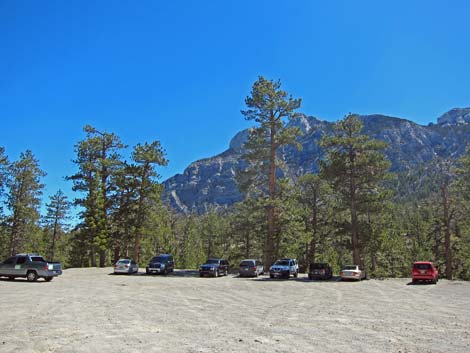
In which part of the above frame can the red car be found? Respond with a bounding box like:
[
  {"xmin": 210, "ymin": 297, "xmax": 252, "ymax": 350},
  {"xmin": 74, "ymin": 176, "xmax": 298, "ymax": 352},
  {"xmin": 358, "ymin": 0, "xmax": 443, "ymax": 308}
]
[{"xmin": 412, "ymin": 262, "xmax": 439, "ymax": 284}]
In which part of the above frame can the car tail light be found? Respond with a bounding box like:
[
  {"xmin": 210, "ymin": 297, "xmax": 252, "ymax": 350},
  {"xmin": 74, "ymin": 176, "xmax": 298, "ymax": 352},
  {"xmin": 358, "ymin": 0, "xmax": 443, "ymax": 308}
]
[
  {"xmin": 353, "ymin": 272, "xmax": 359, "ymax": 276},
  {"xmin": 340, "ymin": 271, "xmax": 344, "ymax": 276},
  {"xmin": 44, "ymin": 265, "xmax": 49, "ymax": 270},
  {"xmin": 252, "ymin": 267, "xmax": 257, "ymax": 271},
  {"xmin": 320, "ymin": 269, "xmax": 325, "ymax": 274}
]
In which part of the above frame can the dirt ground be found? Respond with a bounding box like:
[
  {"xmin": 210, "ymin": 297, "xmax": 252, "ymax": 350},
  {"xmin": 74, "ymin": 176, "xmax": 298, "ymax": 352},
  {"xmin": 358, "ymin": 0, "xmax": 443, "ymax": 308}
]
[{"xmin": 0, "ymin": 268, "xmax": 469, "ymax": 353}]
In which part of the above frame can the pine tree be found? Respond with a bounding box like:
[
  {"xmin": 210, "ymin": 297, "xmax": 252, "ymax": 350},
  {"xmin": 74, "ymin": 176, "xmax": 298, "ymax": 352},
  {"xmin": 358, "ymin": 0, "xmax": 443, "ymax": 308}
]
[
  {"xmin": 43, "ymin": 190, "xmax": 70, "ymax": 261},
  {"xmin": 6, "ymin": 150, "xmax": 46, "ymax": 255},
  {"xmin": 130, "ymin": 141, "xmax": 168, "ymax": 262},
  {"xmin": 239, "ymin": 76, "xmax": 302, "ymax": 269},
  {"xmin": 320, "ymin": 114, "xmax": 391, "ymax": 266},
  {"xmin": 68, "ymin": 125, "xmax": 125, "ymax": 266},
  {"xmin": 297, "ymin": 174, "xmax": 335, "ymax": 268}
]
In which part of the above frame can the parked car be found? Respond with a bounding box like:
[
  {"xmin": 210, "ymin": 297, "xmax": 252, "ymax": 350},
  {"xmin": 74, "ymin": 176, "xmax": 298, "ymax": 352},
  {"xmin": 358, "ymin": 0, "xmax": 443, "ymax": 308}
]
[
  {"xmin": 114, "ymin": 258, "xmax": 138, "ymax": 274},
  {"xmin": 339, "ymin": 265, "xmax": 366, "ymax": 281},
  {"xmin": 0, "ymin": 253, "xmax": 62, "ymax": 282},
  {"xmin": 199, "ymin": 258, "xmax": 229, "ymax": 277},
  {"xmin": 308, "ymin": 262, "xmax": 333, "ymax": 280},
  {"xmin": 412, "ymin": 261, "xmax": 439, "ymax": 284},
  {"xmin": 239, "ymin": 259, "xmax": 264, "ymax": 277},
  {"xmin": 146, "ymin": 254, "xmax": 174, "ymax": 275},
  {"xmin": 269, "ymin": 258, "xmax": 299, "ymax": 279}
]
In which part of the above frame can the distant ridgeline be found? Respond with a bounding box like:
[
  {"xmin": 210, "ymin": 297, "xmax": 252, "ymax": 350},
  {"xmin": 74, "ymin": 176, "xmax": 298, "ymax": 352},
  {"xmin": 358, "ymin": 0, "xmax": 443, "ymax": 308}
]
[{"xmin": 162, "ymin": 108, "xmax": 470, "ymax": 213}]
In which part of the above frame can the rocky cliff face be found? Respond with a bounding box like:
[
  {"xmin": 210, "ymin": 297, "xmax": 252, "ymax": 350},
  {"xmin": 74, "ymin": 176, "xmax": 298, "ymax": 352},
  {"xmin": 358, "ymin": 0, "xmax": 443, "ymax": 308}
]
[
  {"xmin": 437, "ymin": 108, "xmax": 470, "ymax": 126},
  {"xmin": 163, "ymin": 109, "xmax": 470, "ymax": 213}
]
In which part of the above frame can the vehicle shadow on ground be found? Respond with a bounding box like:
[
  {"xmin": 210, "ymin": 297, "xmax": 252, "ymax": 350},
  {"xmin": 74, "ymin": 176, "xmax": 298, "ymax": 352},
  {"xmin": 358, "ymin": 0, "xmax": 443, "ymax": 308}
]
[
  {"xmin": 406, "ymin": 281, "xmax": 436, "ymax": 285},
  {"xmin": 107, "ymin": 269, "xmax": 200, "ymax": 277},
  {"xmin": 0, "ymin": 277, "xmax": 48, "ymax": 283},
  {"xmin": 250, "ymin": 276, "xmax": 344, "ymax": 283}
]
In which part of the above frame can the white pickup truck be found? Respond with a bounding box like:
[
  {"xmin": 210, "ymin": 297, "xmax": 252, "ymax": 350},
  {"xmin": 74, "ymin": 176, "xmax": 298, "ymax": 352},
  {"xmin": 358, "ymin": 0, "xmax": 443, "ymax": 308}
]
[{"xmin": 0, "ymin": 253, "xmax": 62, "ymax": 282}]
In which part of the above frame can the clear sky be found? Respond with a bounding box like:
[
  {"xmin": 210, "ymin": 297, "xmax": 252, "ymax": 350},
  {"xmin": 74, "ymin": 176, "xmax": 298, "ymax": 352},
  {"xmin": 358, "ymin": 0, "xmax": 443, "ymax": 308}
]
[{"xmin": 1, "ymin": 0, "xmax": 470, "ymax": 208}]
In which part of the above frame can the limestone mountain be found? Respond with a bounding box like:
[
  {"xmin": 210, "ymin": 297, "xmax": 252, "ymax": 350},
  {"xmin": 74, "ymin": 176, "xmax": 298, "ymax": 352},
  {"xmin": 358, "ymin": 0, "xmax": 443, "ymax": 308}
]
[{"xmin": 163, "ymin": 108, "xmax": 470, "ymax": 213}]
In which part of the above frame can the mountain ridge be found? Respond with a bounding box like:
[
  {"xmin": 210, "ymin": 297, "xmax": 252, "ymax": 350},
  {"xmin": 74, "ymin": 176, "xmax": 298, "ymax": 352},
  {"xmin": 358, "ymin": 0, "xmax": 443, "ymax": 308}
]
[{"xmin": 163, "ymin": 108, "xmax": 470, "ymax": 213}]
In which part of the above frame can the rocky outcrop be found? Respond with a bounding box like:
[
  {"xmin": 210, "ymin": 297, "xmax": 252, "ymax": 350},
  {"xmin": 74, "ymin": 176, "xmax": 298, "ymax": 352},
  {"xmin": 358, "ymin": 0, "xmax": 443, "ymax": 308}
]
[
  {"xmin": 163, "ymin": 109, "xmax": 470, "ymax": 213},
  {"xmin": 437, "ymin": 108, "xmax": 470, "ymax": 126}
]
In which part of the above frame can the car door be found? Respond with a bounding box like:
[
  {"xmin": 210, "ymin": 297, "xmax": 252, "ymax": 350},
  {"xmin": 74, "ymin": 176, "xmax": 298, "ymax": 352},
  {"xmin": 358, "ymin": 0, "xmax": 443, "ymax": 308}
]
[
  {"xmin": 14, "ymin": 256, "xmax": 28, "ymax": 276},
  {"xmin": 131, "ymin": 260, "xmax": 138, "ymax": 273},
  {"xmin": 289, "ymin": 260, "xmax": 294, "ymax": 275},
  {"xmin": 0, "ymin": 257, "xmax": 17, "ymax": 276}
]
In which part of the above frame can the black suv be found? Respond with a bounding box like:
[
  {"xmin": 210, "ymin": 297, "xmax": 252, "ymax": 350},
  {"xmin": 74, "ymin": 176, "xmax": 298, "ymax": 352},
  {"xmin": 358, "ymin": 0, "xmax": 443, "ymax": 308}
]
[
  {"xmin": 308, "ymin": 262, "xmax": 333, "ymax": 280},
  {"xmin": 199, "ymin": 258, "xmax": 229, "ymax": 277},
  {"xmin": 146, "ymin": 254, "xmax": 174, "ymax": 275}
]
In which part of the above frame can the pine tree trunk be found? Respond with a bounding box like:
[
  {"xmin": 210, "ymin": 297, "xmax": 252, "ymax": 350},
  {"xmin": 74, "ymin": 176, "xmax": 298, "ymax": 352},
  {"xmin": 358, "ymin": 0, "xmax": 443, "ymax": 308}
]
[
  {"xmin": 113, "ymin": 245, "xmax": 120, "ymax": 264},
  {"xmin": 99, "ymin": 250, "xmax": 106, "ymax": 267},
  {"xmin": 90, "ymin": 246, "xmax": 97, "ymax": 267},
  {"xmin": 349, "ymin": 147, "xmax": 361, "ymax": 266},
  {"xmin": 134, "ymin": 164, "xmax": 149, "ymax": 263},
  {"xmin": 441, "ymin": 184, "xmax": 452, "ymax": 280},
  {"xmin": 351, "ymin": 205, "xmax": 361, "ymax": 265},
  {"xmin": 308, "ymin": 191, "xmax": 318, "ymax": 266},
  {"xmin": 264, "ymin": 117, "xmax": 277, "ymax": 271},
  {"xmin": 245, "ymin": 231, "xmax": 250, "ymax": 259},
  {"xmin": 50, "ymin": 225, "xmax": 58, "ymax": 261},
  {"xmin": 9, "ymin": 212, "xmax": 21, "ymax": 256}
]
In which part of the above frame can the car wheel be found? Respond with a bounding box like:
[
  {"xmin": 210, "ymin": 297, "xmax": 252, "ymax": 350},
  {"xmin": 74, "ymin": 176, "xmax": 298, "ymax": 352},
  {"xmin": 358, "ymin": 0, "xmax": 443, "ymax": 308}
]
[
  {"xmin": 224, "ymin": 269, "xmax": 228, "ymax": 276},
  {"xmin": 270, "ymin": 274, "xmax": 274, "ymax": 279},
  {"xmin": 199, "ymin": 273, "xmax": 203, "ymax": 277},
  {"xmin": 26, "ymin": 271, "xmax": 38, "ymax": 282},
  {"xmin": 44, "ymin": 277, "xmax": 53, "ymax": 282},
  {"xmin": 214, "ymin": 270, "xmax": 218, "ymax": 277},
  {"xmin": 293, "ymin": 272, "xmax": 298, "ymax": 278}
]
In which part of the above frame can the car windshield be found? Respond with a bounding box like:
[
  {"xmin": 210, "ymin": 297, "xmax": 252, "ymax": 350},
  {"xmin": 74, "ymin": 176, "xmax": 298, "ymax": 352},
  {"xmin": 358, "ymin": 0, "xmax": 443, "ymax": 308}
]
[
  {"xmin": 30, "ymin": 256, "xmax": 46, "ymax": 262},
  {"xmin": 274, "ymin": 260, "xmax": 290, "ymax": 266},
  {"xmin": 240, "ymin": 261, "xmax": 254, "ymax": 266},
  {"xmin": 117, "ymin": 260, "xmax": 130, "ymax": 265},
  {"xmin": 152, "ymin": 256, "xmax": 168, "ymax": 263},
  {"xmin": 414, "ymin": 263, "xmax": 431, "ymax": 270},
  {"xmin": 206, "ymin": 259, "xmax": 219, "ymax": 264},
  {"xmin": 343, "ymin": 265, "xmax": 358, "ymax": 270}
]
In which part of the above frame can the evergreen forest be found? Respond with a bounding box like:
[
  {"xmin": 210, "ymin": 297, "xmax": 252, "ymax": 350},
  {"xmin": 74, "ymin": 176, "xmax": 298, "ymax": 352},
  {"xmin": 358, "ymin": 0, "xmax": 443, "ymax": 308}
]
[{"xmin": 1, "ymin": 77, "xmax": 470, "ymax": 280}]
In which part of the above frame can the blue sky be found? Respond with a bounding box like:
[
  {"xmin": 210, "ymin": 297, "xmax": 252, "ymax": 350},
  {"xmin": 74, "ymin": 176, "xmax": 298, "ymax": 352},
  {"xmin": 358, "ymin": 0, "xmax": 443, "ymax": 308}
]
[{"xmin": 1, "ymin": 0, "xmax": 470, "ymax": 209}]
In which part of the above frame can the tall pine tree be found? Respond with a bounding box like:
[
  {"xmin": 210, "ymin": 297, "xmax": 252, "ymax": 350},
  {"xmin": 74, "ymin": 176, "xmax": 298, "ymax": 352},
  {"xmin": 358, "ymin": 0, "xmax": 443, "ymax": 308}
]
[
  {"xmin": 320, "ymin": 114, "xmax": 391, "ymax": 266},
  {"xmin": 239, "ymin": 76, "xmax": 302, "ymax": 269}
]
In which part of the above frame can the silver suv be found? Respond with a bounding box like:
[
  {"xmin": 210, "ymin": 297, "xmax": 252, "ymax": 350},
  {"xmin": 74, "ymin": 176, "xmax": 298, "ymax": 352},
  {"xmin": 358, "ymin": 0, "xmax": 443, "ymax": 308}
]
[{"xmin": 269, "ymin": 258, "xmax": 299, "ymax": 279}]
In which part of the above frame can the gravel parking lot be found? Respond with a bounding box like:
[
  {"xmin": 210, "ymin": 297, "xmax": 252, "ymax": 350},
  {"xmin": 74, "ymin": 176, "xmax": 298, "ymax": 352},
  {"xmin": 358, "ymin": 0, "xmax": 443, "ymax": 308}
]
[{"xmin": 1, "ymin": 268, "xmax": 469, "ymax": 353}]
